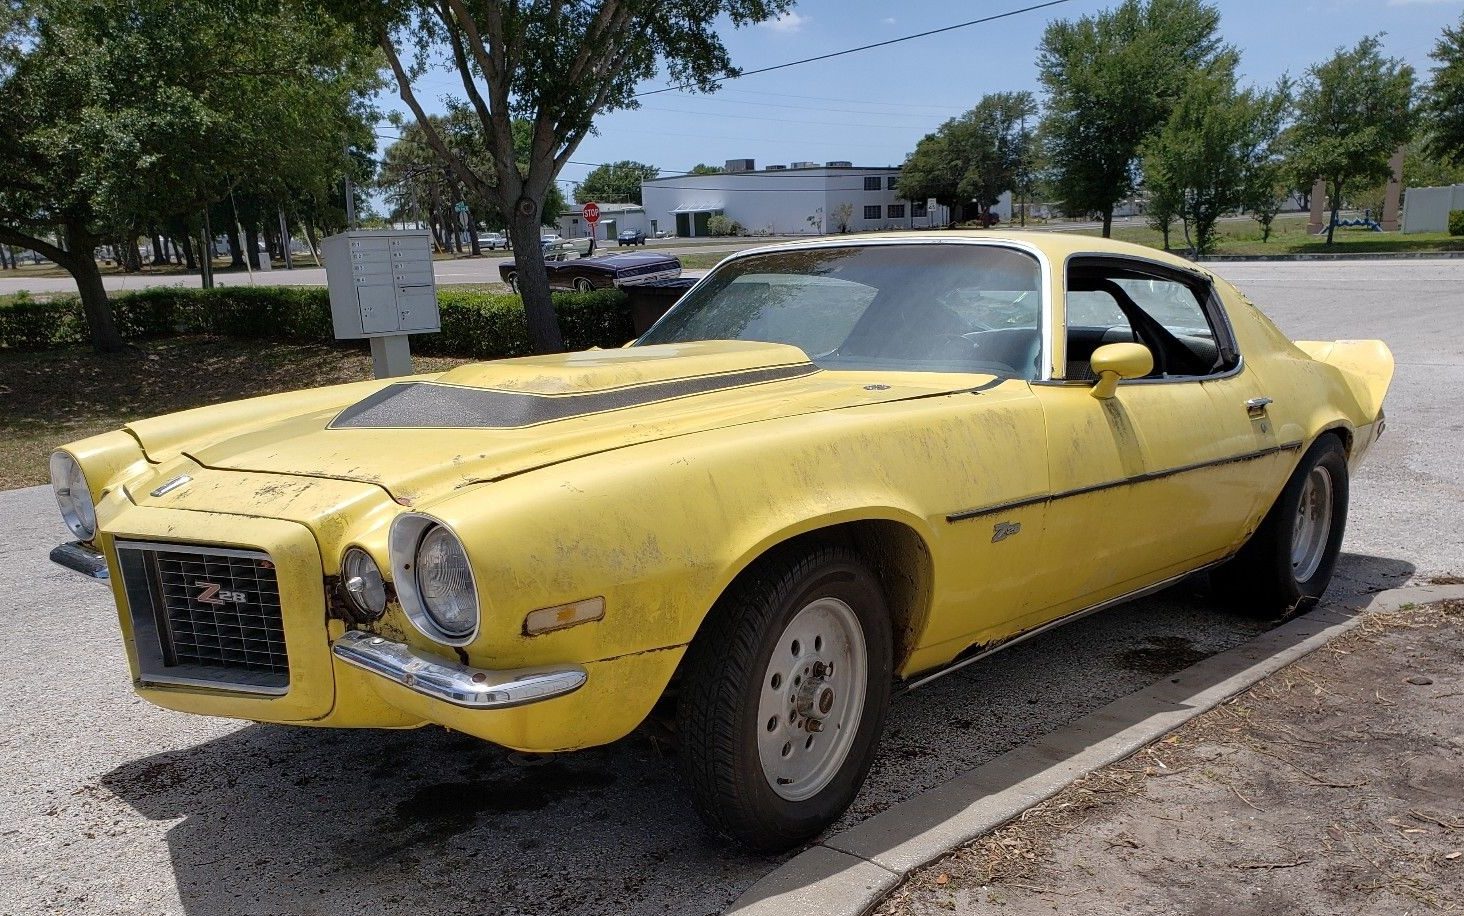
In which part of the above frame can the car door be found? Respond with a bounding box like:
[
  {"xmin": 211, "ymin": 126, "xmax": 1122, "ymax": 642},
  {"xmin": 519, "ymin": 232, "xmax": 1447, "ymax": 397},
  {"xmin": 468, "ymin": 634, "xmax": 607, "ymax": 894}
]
[{"xmin": 1025, "ymin": 256, "xmax": 1281, "ymax": 620}]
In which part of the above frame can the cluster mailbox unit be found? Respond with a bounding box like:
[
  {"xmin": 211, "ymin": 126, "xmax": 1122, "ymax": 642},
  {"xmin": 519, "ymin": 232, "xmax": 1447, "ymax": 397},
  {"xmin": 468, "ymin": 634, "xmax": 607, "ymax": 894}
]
[{"xmin": 322, "ymin": 229, "xmax": 440, "ymax": 377}]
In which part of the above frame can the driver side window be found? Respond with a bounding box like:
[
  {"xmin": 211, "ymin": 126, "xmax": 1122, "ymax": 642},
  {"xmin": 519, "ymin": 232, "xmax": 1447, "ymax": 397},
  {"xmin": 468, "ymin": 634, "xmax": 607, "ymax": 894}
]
[{"xmin": 1065, "ymin": 260, "xmax": 1236, "ymax": 381}]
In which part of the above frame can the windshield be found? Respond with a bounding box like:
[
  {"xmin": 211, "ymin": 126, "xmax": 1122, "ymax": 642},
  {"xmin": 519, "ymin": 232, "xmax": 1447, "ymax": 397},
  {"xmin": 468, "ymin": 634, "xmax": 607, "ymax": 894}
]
[{"xmin": 637, "ymin": 244, "xmax": 1044, "ymax": 377}]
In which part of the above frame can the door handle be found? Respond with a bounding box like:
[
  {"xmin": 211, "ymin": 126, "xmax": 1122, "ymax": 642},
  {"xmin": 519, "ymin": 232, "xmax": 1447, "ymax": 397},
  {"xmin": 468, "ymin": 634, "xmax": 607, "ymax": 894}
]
[{"xmin": 1245, "ymin": 396, "xmax": 1272, "ymax": 416}]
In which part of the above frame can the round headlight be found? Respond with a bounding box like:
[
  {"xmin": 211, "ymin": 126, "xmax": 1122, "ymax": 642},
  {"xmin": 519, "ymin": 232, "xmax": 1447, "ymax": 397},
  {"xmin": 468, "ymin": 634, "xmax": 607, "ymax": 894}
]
[
  {"xmin": 414, "ymin": 525, "xmax": 478, "ymax": 638},
  {"xmin": 50, "ymin": 451, "xmax": 97, "ymax": 540},
  {"xmin": 341, "ymin": 548, "xmax": 387, "ymax": 619}
]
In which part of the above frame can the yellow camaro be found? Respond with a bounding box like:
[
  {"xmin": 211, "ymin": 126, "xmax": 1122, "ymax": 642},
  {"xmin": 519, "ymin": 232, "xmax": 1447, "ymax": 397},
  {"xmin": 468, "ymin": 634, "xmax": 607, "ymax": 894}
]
[{"xmin": 49, "ymin": 232, "xmax": 1392, "ymax": 850}]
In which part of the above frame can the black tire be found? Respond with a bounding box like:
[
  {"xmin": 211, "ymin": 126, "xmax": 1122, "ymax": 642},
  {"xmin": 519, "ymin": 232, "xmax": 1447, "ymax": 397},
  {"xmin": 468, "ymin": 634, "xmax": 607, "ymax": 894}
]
[
  {"xmin": 677, "ymin": 544, "xmax": 893, "ymax": 851},
  {"xmin": 573, "ymin": 277, "xmax": 594, "ymax": 292},
  {"xmin": 504, "ymin": 271, "xmax": 517, "ymax": 293},
  {"xmin": 1213, "ymin": 436, "xmax": 1349, "ymax": 616}
]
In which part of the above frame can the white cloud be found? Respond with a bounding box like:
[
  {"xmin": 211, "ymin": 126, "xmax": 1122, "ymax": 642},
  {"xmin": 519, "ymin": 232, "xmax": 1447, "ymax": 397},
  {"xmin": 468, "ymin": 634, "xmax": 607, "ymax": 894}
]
[
  {"xmin": 883, "ymin": 17, "xmax": 897, "ymax": 25},
  {"xmin": 760, "ymin": 11, "xmax": 810, "ymax": 33}
]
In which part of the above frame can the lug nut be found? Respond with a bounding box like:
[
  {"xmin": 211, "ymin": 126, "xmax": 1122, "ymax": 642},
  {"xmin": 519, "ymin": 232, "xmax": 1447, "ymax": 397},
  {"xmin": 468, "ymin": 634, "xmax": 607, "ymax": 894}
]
[{"xmin": 806, "ymin": 719, "xmax": 824, "ymax": 733}]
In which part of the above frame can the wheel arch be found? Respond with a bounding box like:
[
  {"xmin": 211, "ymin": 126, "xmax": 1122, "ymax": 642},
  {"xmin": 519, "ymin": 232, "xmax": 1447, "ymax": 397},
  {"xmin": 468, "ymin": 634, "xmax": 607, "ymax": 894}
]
[{"xmin": 688, "ymin": 513, "xmax": 937, "ymax": 676}]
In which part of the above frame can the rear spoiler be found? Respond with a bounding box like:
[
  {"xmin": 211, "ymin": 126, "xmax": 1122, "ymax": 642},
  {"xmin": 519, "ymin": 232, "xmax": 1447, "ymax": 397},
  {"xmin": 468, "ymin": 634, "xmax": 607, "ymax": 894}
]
[{"xmin": 1294, "ymin": 339, "xmax": 1394, "ymax": 421}]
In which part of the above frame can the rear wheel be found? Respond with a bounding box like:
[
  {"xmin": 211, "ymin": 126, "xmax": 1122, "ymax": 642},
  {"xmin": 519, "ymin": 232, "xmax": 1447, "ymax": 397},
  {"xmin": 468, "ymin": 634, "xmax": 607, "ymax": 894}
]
[
  {"xmin": 573, "ymin": 277, "xmax": 594, "ymax": 292},
  {"xmin": 677, "ymin": 545, "xmax": 892, "ymax": 851},
  {"xmin": 504, "ymin": 270, "xmax": 517, "ymax": 293},
  {"xmin": 1213, "ymin": 436, "xmax": 1349, "ymax": 616}
]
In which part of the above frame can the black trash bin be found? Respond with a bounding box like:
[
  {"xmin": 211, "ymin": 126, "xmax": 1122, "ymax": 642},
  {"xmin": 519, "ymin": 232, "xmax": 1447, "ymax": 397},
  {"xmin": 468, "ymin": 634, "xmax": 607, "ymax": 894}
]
[{"xmin": 623, "ymin": 277, "xmax": 698, "ymax": 335}]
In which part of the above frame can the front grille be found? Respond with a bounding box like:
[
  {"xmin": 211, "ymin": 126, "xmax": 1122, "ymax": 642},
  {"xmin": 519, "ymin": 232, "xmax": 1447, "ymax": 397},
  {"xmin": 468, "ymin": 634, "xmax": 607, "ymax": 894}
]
[
  {"xmin": 616, "ymin": 262, "xmax": 674, "ymax": 279},
  {"xmin": 116, "ymin": 540, "xmax": 290, "ymax": 694}
]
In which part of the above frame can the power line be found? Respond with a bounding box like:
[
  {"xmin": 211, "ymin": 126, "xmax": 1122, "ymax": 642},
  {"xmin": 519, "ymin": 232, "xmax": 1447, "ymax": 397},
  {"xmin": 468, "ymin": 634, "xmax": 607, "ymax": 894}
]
[
  {"xmin": 634, "ymin": 0, "xmax": 1078, "ymax": 97},
  {"xmin": 690, "ymin": 87, "xmax": 971, "ymax": 113},
  {"xmin": 637, "ymin": 104, "xmax": 928, "ymax": 129}
]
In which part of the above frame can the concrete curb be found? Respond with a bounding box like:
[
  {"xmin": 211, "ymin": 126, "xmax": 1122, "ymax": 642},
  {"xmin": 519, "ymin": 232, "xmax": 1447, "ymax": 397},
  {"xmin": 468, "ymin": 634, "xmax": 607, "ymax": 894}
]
[
  {"xmin": 1196, "ymin": 251, "xmax": 1464, "ymax": 262},
  {"xmin": 726, "ymin": 583, "xmax": 1464, "ymax": 916}
]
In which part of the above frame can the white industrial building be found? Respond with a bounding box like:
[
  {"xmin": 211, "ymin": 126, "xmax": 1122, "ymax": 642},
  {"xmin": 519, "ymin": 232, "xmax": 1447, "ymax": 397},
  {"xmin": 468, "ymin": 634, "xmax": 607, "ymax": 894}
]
[{"xmin": 640, "ymin": 159, "xmax": 1000, "ymax": 237}]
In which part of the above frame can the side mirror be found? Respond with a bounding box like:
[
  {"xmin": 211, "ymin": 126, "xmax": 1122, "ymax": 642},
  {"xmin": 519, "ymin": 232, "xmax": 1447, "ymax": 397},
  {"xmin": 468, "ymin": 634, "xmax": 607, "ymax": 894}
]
[{"xmin": 1089, "ymin": 343, "xmax": 1153, "ymax": 399}]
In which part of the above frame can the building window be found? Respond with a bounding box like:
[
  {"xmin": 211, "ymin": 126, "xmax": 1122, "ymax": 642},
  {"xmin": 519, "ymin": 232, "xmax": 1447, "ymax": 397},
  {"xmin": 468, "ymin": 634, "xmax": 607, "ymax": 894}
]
[
  {"xmin": 887, "ymin": 176, "xmax": 899, "ymax": 190},
  {"xmin": 888, "ymin": 204, "xmax": 906, "ymax": 219},
  {"xmin": 912, "ymin": 200, "xmax": 928, "ymax": 218},
  {"xmin": 863, "ymin": 205, "xmax": 882, "ymax": 220},
  {"xmin": 863, "ymin": 176, "xmax": 882, "ymax": 191}
]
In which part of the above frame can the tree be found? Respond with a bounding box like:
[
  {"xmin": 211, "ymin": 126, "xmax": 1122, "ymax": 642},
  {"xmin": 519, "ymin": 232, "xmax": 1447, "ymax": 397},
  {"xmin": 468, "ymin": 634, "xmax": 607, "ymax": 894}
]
[
  {"xmin": 898, "ymin": 92, "xmax": 1038, "ymax": 224},
  {"xmin": 1287, "ymin": 36, "xmax": 1415, "ymax": 244},
  {"xmin": 575, "ymin": 160, "xmax": 659, "ymax": 204},
  {"xmin": 687, "ymin": 163, "xmax": 724, "ymax": 175},
  {"xmin": 0, "ymin": 0, "xmax": 377, "ymax": 351},
  {"xmin": 1422, "ymin": 13, "xmax": 1464, "ymax": 167},
  {"xmin": 324, "ymin": 0, "xmax": 791, "ymax": 355},
  {"xmin": 1142, "ymin": 57, "xmax": 1288, "ymax": 254},
  {"xmin": 1038, "ymin": 0, "xmax": 1227, "ymax": 236}
]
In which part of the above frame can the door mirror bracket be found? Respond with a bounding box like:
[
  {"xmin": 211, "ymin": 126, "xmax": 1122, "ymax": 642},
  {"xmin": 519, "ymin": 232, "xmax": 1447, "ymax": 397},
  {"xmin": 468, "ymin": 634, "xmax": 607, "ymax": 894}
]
[{"xmin": 1089, "ymin": 343, "xmax": 1154, "ymax": 399}]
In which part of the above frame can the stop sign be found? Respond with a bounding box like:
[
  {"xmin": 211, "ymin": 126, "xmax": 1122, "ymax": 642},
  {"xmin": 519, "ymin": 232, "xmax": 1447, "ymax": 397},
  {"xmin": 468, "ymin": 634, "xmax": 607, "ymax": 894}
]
[{"xmin": 582, "ymin": 202, "xmax": 601, "ymax": 224}]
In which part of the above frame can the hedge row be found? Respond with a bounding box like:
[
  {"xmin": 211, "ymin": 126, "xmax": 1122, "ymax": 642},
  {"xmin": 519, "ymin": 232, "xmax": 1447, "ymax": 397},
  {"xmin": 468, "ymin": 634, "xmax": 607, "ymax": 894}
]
[{"xmin": 0, "ymin": 286, "xmax": 634, "ymax": 357}]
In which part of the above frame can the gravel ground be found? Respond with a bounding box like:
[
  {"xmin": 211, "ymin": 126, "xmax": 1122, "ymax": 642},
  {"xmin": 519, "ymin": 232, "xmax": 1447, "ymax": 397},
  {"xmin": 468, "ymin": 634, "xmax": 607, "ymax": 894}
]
[
  {"xmin": 0, "ymin": 259, "xmax": 1458, "ymax": 916},
  {"xmin": 879, "ymin": 598, "xmax": 1464, "ymax": 916}
]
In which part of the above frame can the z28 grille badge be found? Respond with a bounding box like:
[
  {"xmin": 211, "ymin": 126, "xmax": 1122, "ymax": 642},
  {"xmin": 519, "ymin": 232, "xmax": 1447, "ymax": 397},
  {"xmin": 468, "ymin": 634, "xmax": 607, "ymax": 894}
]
[{"xmin": 329, "ymin": 364, "xmax": 821, "ymax": 429}]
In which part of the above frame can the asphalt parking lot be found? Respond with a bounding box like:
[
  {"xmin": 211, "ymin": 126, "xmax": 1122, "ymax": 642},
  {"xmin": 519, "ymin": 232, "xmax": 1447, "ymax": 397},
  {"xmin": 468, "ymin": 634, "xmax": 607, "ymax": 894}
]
[{"xmin": 0, "ymin": 259, "xmax": 1458, "ymax": 916}]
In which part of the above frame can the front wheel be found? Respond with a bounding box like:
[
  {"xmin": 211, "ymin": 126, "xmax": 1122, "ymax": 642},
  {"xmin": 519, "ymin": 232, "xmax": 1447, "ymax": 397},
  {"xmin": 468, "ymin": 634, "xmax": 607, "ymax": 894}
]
[
  {"xmin": 504, "ymin": 271, "xmax": 517, "ymax": 293},
  {"xmin": 1213, "ymin": 436, "xmax": 1349, "ymax": 616},
  {"xmin": 573, "ymin": 277, "xmax": 594, "ymax": 292},
  {"xmin": 677, "ymin": 545, "xmax": 892, "ymax": 851}
]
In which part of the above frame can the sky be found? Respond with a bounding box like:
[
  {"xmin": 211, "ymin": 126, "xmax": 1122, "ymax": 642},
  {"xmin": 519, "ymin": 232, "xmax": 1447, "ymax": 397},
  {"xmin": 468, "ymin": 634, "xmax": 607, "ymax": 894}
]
[{"xmin": 380, "ymin": 0, "xmax": 1464, "ymax": 197}]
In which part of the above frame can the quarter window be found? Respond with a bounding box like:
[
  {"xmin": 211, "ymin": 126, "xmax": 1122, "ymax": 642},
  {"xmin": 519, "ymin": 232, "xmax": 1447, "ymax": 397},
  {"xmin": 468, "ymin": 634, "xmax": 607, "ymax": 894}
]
[
  {"xmin": 863, "ymin": 205, "xmax": 882, "ymax": 220},
  {"xmin": 863, "ymin": 176, "xmax": 882, "ymax": 191}
]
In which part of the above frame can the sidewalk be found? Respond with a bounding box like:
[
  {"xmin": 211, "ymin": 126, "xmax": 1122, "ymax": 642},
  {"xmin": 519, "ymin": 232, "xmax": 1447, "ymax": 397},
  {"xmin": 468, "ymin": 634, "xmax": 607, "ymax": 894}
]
[{"xmin": 878, "ymin": 596, "xmax": 1464, "ymax": 916}]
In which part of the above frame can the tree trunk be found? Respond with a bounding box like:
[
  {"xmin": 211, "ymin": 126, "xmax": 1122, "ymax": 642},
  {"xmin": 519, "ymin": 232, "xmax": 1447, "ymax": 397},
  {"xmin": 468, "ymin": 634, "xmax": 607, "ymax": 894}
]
[
  {"xmin": 1160, "ymin": 222, "xmax": 1171, "ymax": 250},
  {"xmin": 178, "ymin": 233, "xmax": 196, "ymax": 270},
  {"xmin": 244, "ymin": 225, "xmax": 262, "ymax": 269},
  {"xmin": 1101, "ymin": 205, "xmax": 1113, "ymax": 238},
  {"xmin": 151, "ymin": 233, "xmax": 167, "ymax": 266},
  {"xmin": 508, "ymin": 206, "xmax": 565, "ymax": 354},
  {"xmin": 1325, "ymin": 180, "xmax": 1342, "ymax": 246},
  {"xmin": 62, "ymin": 225, "xmax": 125, "ymax": 353},
  {"xmin": 225, "ymin": 222, "xmax": 244, "ymax": 268},
  {"xmin": 127, "ymin": 237, "xmax": 143, "ymax": 272},
  {"xmin": 303, "ymin": 217, "xmax": 321, "ymax": 266}
]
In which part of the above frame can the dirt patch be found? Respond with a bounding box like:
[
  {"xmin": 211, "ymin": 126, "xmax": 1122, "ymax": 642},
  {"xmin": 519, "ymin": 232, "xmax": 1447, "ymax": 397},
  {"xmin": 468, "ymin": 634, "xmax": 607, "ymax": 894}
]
[
  {"xmin": 0, "ymin": 336, "xmax": 470, "ymax": 489},
  {"xmin": 879, "ymin": 599, "xmax": 1464, "ymax": 915}
]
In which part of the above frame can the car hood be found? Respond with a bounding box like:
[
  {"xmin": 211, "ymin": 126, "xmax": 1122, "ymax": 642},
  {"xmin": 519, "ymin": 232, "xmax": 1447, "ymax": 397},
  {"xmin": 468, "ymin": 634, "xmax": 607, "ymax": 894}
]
[{"xmin": 137, "ymin": 341, "xmax": 980, "ymax": 505}]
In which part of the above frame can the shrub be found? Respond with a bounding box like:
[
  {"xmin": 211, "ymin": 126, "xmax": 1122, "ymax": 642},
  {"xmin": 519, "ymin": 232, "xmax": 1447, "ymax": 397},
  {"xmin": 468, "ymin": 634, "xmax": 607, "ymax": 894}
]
[
  {"xmin": 706, "ymin": 214, "xmax": 744, "ymax": 237},
  {"xmin": 1449, "ymin": 210, "xmax": 1464, "ymax": 237},
  {"xmin": 0, "ymin": 284, "xmax": 634, "ymax": 358}
]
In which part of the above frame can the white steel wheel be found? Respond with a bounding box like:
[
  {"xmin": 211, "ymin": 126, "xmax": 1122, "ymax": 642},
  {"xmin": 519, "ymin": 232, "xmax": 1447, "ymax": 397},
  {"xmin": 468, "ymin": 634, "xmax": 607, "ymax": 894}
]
[
  {"xmin": 676, "ymin": 544, "xmax": 893, "ymax": 851},
  {"xmin": 756, "ymin": 597, "xmax": 868, "ymax": 802},
  {"xmin": 1290, "ymin": 465, "xmax": 1334, "ymax": 583},
  {"xmin": 505, "ymin": 271, "xmax": 517, "ymax": 292},
  {"xmin": 573, "ymin": 277, "xmax": 594, "ymax": 292}
]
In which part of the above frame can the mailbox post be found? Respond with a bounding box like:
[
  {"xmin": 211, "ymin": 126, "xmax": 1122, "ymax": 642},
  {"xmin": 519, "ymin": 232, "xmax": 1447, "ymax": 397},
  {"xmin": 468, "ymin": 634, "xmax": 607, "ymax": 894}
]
[{"xmin": 322, "ymin": 229, "xmax": 440, "ymax": 378}]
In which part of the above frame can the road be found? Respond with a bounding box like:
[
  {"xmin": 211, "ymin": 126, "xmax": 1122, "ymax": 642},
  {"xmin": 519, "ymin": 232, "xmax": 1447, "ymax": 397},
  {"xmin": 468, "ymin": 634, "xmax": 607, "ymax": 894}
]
[
  {"xmin": 0, "ymin": 260, "xmax": 1458, "ymax": 916},
  {"xmin": 0, "ymin": 237, "xmax": 779, "ymax": 296}
]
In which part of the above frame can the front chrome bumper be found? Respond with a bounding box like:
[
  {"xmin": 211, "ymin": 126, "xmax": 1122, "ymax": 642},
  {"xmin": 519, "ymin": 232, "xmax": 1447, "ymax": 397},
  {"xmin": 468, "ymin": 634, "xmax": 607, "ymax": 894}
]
[
  {"xmin": 50, "ymin": 541, "xmax": 109, "ymax": 580},
  {"xmin": 332, "ymin": 630, "xmax": 587, "ymax": 710}
]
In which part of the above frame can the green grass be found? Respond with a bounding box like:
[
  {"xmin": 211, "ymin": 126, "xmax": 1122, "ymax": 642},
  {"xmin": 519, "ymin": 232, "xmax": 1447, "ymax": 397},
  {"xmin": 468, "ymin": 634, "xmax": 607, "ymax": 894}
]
[{"xmin": 1077, "ymin": 213, "xmax": 1464, "ymax": 256}]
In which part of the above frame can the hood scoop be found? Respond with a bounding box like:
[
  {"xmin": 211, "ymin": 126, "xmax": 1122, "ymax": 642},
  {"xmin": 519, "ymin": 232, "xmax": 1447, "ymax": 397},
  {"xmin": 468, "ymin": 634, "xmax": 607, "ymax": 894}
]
[{"xmin": 332, "ymin": 362, "xmax": 820, "ymax": 430}]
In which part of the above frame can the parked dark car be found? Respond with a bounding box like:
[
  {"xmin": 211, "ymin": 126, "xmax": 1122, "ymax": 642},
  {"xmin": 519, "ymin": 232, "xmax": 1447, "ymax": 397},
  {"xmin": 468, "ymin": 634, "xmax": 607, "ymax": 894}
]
[
  {"xmin": 617, "ymin": 229, "xmax": 647, "ymax": 246},
  {"xmin": 499, "ymin": 251, "xmax": 681, "ymax": 293}
]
